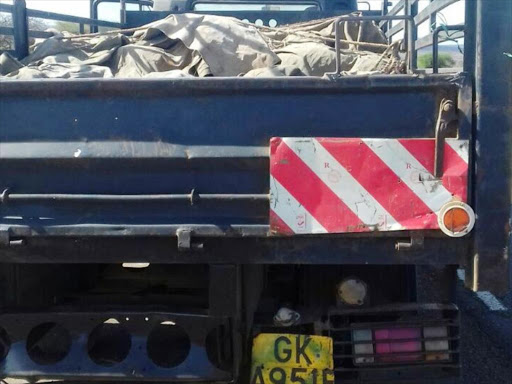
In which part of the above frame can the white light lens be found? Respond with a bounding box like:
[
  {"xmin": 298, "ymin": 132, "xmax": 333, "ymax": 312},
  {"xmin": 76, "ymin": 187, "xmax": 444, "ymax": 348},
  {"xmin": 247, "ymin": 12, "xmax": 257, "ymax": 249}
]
[
  {"xmin": 122, "ymin": 263, "xmax": 150, "ymax": 269},
  {"xmin": 353, "ymin": 329, "xmax": 374, "ymax": 364},
  {"xmin": 424, "ymin": 326, "xmax": 450, "ymax": 361}
]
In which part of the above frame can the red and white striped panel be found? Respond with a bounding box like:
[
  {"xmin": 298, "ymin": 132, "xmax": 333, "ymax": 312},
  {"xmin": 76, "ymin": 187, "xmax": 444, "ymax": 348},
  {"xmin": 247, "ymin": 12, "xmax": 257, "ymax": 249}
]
[{"xmin": 269, "ymin": 137, "xmax": 469, "ymax": 235}]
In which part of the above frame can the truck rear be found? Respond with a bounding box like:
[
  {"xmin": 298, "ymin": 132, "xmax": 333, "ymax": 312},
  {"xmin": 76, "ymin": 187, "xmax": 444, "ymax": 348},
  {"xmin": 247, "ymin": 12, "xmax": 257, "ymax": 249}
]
[{"xmin": 0, "ymin": 0, "xmax": 510, "ymax": 383}]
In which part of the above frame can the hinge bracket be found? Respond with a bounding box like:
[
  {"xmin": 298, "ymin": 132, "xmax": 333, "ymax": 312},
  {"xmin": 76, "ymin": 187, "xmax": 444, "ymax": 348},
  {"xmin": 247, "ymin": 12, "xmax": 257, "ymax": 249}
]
[{"xmin": 176, "ymin": 228, "xmax": 203, "ymax": 252}]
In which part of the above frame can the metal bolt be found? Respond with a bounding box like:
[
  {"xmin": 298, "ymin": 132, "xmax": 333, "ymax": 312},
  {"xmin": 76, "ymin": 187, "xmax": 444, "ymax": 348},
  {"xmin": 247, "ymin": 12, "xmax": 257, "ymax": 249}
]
[{"xmin": 443, "ymin": 101, "xmax": 454, "ymax": 112}]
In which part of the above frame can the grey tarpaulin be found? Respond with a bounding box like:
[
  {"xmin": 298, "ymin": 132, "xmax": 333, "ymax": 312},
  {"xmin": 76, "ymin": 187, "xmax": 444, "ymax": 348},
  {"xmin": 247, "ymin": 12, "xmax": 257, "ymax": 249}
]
[{"xmin": 0, "ymin": 13, "xmax": 404, "ymax": 79}]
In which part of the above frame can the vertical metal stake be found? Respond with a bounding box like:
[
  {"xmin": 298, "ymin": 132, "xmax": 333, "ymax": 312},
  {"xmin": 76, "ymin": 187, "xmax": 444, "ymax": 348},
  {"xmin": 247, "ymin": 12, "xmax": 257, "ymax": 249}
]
[{"xmin": 12, "ymin": 0, "xmax": 29, "ymax": 59}]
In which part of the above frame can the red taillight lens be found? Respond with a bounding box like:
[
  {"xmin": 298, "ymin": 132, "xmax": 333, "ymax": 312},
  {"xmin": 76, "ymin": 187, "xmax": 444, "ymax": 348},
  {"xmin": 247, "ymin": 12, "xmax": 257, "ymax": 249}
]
[
  {"xmin": 374, "ymin": 328, "xmax": 422, "ymax": 362},
  {"xmin": 352, "ymin": 326, "xmax": 451, "ymax": 365}
]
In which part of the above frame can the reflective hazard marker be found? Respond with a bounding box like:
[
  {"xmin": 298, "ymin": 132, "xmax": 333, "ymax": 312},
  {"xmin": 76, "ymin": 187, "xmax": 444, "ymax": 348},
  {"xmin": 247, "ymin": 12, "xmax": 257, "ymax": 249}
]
[{"xmin": 270, "ymin": 137, "xmax": 470, "ymax": 235}]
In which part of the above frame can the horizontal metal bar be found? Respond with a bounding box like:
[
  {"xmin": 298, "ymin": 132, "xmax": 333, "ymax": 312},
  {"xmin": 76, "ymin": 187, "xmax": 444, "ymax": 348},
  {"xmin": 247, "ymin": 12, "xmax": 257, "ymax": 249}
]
[
  {"xmin": 336, "ymin": 336, "xmax": 460, "ymax": 345},
  {"xmin": 189, "ymin": 0, "xmax": 318, "ymax": 5},
  {"xmin": 415, "ymin": 34, "xmax": 434, "ymax": 50},
  {"xmin": 414, "ymin": 0, "xmax": 459, "ymax": 26},
  {"xmin": 386, "ymin": 20, "xmax": 405, "ymax": 37},
  {"xmin": 0, "ymin": 142, "xmax": 268, "ymax": 160},
  {"xmin": 0, "ymin": 3, "xmax": 13, "ymax": 13},
  {"xmin": 28, "ymin": 29, "xmax": 53, "ymax": 38},
  {"xmin": 335, "ymin": 363, "xmax": 460, "ymax": 371},
  {"xmin": 0, "ymin": 75, "xmax": 462, "ymax": 98},
  {"xmin": 0, "ymin": 225, "xmax": 463, "ymax": 243},
  {"xmin": 1, "ymin": 190, "xmax": 269, "ymax": 204},
  {"xmin": 336, "ymin": 349, "xmax": 459, "ymax": 358},
  {"xmin": 2, "ymin": 224, "xmax": 270, "ymax": 238},
  {"xmin": 0, "ymin": 26, "xmax": 14, "ymax": 36},
  {"xmin": 329, "ymin": 321, "xmax": 458, "ymax": 331},
  {"xmin": 340, "ymin": 15, "xmax": 414, "ymax": 23},
  {"xmin": 415, "ymin": 31, "xmax": 463, "ymax": 52},
  {"xmin": 26, "ymin": 8, "xmax": 122, "ymax": 28},
  {"xmin": 328, "ymin": 303, "xmax": 458, "ymax": 315}
]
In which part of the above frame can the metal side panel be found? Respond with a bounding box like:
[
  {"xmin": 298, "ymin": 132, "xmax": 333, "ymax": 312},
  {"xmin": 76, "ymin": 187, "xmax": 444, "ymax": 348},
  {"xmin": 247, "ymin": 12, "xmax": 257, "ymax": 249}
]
[
  {"xmin": 0, "ymin": 75, "xmax": 472, "ymax": 264},
  {"xmin": 0, "ymin": 311, "xmax": 233, "ymax": 381}
]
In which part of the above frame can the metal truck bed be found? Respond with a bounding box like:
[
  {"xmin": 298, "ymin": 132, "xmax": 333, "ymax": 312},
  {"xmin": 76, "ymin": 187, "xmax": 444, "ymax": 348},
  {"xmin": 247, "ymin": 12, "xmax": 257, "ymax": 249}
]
[{"xmin": 0, "ymin": 1, "xmax": 510, "ymax": 383}]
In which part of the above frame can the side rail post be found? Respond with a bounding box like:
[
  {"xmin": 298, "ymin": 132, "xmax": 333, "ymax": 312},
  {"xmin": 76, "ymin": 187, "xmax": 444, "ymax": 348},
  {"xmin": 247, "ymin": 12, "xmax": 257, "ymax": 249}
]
[
  {"xmin": 471, "ymin": 0, "xmax": 512, "ymax": 294},
  {"xmin": 406, "ymin": 0, "xmax": 418, "ymax": 74},
  {"xmin": 12, "ymin": 0, "xmax": 29, "ymax": 59}
]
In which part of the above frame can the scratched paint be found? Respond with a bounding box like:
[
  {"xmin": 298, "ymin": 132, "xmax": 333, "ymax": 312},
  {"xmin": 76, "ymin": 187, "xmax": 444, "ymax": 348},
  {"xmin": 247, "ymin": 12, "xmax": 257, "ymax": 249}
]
[{"xmin": 270, "ymin": 137, "xmax": 469, "ymax": 235}]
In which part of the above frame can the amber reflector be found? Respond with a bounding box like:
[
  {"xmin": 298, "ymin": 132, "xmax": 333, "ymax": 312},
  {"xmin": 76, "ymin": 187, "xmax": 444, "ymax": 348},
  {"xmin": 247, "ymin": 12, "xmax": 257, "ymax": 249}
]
[{"xmin": 443, "ymin": 207, "xmax": 470, "ymax": 233}]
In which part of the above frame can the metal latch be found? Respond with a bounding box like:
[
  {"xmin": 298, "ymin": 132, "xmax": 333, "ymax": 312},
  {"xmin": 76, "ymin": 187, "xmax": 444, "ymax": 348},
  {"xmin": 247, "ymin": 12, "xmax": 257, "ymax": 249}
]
[
  {"xmin": 176, "ymin": 228, "xmax": 203, "ymax": 252},
  {"xmin": 396, "ymin": 233, "xmax": 424, "ymax": 251},
  {"xmin": 0, "ymin": 229, "xmax": 25, "ymax": 247},
  {"xmin": 434, "ymin": 99, "xmax": 458, "ymax": 178}
]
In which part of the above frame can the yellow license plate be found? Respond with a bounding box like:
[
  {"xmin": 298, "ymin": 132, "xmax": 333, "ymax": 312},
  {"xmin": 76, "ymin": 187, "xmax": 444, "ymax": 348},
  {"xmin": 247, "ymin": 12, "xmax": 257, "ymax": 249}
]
[{"xmin": 251, "ymin": 334, "xmax": 334, "ymax": 384}]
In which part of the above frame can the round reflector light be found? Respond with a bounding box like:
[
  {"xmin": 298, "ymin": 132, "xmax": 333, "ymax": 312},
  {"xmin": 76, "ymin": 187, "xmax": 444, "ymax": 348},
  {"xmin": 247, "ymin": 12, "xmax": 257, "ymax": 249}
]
[{"xmin": 438, "ymin": 201, "xmax": 475, "ymax": 237}]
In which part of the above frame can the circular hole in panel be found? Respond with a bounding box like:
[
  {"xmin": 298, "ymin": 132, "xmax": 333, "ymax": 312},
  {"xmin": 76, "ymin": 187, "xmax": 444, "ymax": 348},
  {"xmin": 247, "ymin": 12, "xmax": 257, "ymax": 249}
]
[
  {"xmin": 26, "ymin": 323, "xmax": 71, "ymax": 365},
  {"xmin": 269, "ymin": 19, "xmax": 278, "ymax": 27},
  {"xmin": 147, "ymin": 322, "xmax": 190, "ymax": 368},
  {"xmin": 88, "ymin": 319, "xmax": 131, "ymax": 366}
]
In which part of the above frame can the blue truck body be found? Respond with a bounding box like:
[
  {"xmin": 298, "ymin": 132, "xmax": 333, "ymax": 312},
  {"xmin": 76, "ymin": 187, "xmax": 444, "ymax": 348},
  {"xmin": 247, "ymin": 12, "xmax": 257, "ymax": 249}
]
[{"xmin": 0, "ymin": 0, "xmax": 510, "ymax": 382}]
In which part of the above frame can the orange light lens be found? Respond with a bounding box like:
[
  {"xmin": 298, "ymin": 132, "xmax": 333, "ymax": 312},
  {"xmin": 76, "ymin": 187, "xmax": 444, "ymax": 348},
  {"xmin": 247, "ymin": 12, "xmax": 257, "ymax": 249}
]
[{"xmin": 443, "ymin": 207, "xmax": 470, "ymax": 233}]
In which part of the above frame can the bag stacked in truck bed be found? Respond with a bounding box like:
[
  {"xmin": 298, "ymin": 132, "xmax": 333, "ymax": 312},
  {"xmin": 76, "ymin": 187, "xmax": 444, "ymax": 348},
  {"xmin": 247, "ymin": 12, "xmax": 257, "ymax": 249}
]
[{"xmin": 0, "ymin": 13, "xmax": 405, "ymax": 79}]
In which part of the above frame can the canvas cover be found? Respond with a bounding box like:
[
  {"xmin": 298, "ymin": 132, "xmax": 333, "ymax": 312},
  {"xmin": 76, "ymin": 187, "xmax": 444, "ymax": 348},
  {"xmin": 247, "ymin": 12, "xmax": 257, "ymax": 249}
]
[{"xmin": 0, "ymin": 13, "xmax": 404, "ymax": 79}]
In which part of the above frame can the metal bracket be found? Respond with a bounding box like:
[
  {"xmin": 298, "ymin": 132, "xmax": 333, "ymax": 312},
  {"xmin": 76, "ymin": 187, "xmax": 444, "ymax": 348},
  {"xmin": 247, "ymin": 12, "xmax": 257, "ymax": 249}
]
[
  {"xmin": 176, "ymin": 228, "xmax": 203, "ymax": 252},
  {"xmin": 0, "ymin": 229, "xmax": 25, "ymax": 247},
  {"xmin": 434, "ymin": 99, "xmax": 458, "ymax": 178},
  {"xmin": 396, "ymin": 233, "xmax": 424, "ymax": 251}
]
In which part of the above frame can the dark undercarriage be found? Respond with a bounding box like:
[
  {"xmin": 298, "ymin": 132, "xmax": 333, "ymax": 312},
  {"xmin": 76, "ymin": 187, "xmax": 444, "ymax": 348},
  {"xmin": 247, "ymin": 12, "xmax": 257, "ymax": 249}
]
[{"xmin": 0, "ymin": 263, "xmax": 460, "ymax": 383}]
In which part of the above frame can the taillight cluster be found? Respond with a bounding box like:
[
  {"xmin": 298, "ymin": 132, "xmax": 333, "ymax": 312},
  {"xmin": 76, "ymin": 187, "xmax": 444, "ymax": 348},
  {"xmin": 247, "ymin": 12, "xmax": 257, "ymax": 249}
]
[{"xmin": 352, "ymin": 326, "xmax": 450, "ymax": 365}]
